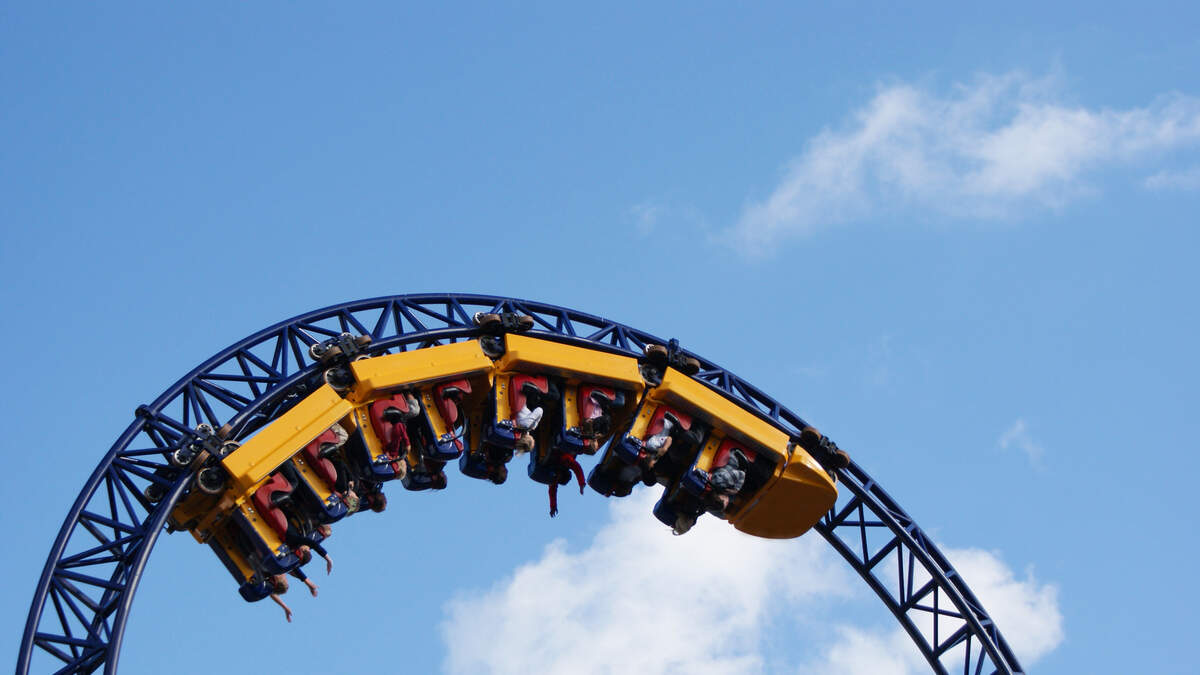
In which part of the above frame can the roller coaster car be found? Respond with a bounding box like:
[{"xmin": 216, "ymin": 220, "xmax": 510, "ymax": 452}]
[
  {"xmin": 602, "ymin": 368, "xmax": 837, "ymax": 539},
  {"xmin": 285, "ymin": 428, "xmax": 349, "ymax": 523},
  {"xmin": 413, "ymin": 379, "xmax": 473, "ymax": 461},
  {"xmin": 400, "ymin": 450, "xmax": 448, "ymax": 491},
  {"xmin": 587, "ymin": 403, "xmax": 706, "ymax": 498},
  {"xmin": 349, "ymin": 394, "xmax": 414, "ymax": 481},
  {"xmin": 554, "ymin": 384, "xmax": 630, "ymax": 456},
  {"xmin": 485, "ymin": 373, "xmax": 552, "ymax": 450},
  {"xmin": 652, "ymin": 438, "xmax": 773, "ymax": 533},
  {"xmin": 226, "ymin": 473, "xmax": 299, "ymax": 575},
  {"xmin": 207, "ymin": 524, "xmax": 272, "ymax": 602}
]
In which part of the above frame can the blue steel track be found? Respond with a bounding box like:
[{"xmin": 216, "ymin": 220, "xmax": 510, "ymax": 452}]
[{"xmin": 17, "ymin": 294, "xmax": 1025, "ymax": 675}]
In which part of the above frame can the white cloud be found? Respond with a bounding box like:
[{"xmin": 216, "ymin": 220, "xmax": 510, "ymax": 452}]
[
  {"xmin": 803, "ymin": 548, "xmax": 1063, "ymax": 674},
  {"xmin": 1144, "ymin": 166, "xmax": 1200, "ymax": 190},
  {"xmin": 440, "ymin": 490, "xmax": 1063, "ymax": 674},
  {"xmin": 998, "ymin": 418, "xmax": 1044, "ymax": 467},
  {"xmin": 725, "ymin": 72, "xmax": 1200, "ymax": 254},
  {"xmin": 441, "ymin": 489, "xmax": 850, "ymax": 675}
]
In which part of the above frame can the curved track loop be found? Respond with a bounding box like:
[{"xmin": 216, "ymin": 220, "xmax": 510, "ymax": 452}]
[{"xmin": 19, "ymin": 294, "xmax": 1024, "ymax": 675}]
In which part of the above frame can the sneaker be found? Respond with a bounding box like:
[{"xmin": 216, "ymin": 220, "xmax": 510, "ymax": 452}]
[{"xmin": 662, "ymin": 411, "xmax": 681, "ymax": 428}]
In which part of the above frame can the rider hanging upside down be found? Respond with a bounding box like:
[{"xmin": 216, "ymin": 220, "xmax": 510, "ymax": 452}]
[
  {"xmin": 513, "ymin": 380, "xmax": 558, "ymax": 453},
  {"xmin": 546, "ymin": 450, "xmax": 586, "ymax": 517},
  {"xmin": 578, "ymin": 388, "xmax": 621, "ymax": 451},
  {"xmin": 378, "ymin": 393, "xmax": 420, "ymax": 477}
]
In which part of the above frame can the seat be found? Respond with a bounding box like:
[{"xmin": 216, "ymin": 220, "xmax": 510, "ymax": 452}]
[
  {"xmin": 616, "ymin": 406, "xmax": 692, "ymax": 463},
  {"xmin": 367, "ymin": 394, "xmax": 411, "ymax": 474},
  {"xmin": 416, "ymin": 380, "xmax": 470, "ymax": 461},
  {"xmin": 509, "ymin": 374, "xmax": 548, "ymax": 426},
  {"xmin": 435, "ymin": 380, "xmax": 470, "ymax": 428},
  {"xmin": 250, "ymin": 473, "xmax": 293, "ymax": 539},
  {"xmin": 579, "ymin": 385, "xmax": 617, "ymax": 421},
  {"xmin": 301, "ymin": 428, "xmax": 342, "ymax": 487}
]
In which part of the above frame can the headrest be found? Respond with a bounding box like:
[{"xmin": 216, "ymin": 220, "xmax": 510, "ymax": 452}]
[
  {"xmin": 436, "ymin": 379, "xmax": 471, "ymax": 426},
  {"xmin": 579, "ymin": 386, "xmax": 617, "ymax": 420},
  {"xmin": 510, "ymin": 374, "xmax": 548, "ymax": 413},
  {"xmin": 647, "ymin": 406, "xmax": 692, "ymax": 436},
  {"xmin": 251, "ymin": 473, "xmax": 292, "ymax": 538}
]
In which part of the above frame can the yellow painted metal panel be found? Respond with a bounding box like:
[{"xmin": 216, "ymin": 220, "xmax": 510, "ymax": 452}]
[
  {"xmin": 237, "ymin": 501, "xmax": 288, "ymax": 555},
  {"xmin": 649, "ymin": 369, "xmax": 790, "ymax": 460},
  {"xmin": 221, "ymin": 385, "xmax": 353, "ymax": 496},
  {"xmin": 694, "ymin": 434, "xmax": 724, "ymax": 473},
  {"xmin": 626, "ymin": 399, "xmax": 660, "ymax": 440},
  {"xmin": 348, "ymin": 341, "xmax": 495, "ymax": 403},
  {"xmin": 291, "ymin": 455, "xmax": 337, "ymax": 506},
  {"xmin": 420, "ymin": 389, "xmax": 450, "ymax": 439},
  {"xmin": 352, "ymin": 407, "xmax": 386, "ymax": 458},
  {"xmin": 497, "ymin": 334, "xmax": 644, "ymax": 389},
  {"xmin": 563, "ymin": 386, "xmax": 579, "ymax": 430},
  {"xmin": 494, "ymin": 374, "xmax": 513, "ymax": 421},
  {"xmin": 729, "ymin": 444, "xmax": 837, "ymax": 539}
]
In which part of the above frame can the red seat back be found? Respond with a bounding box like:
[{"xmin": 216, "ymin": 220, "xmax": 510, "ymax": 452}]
[
  {"xmin": 251, "ymin": 473, "xmax": 292, "ymax": 538},
  {"xmin": 435, "ymin": 379, "xmax": 471, "ymax": 427},
  {"xmin": 579, "ymin": 386, "xmax": 616, "ymax": 420},
  {"xmin": 369, "ymin": 394, "xmax": 413, "ymax": 450},
  {"xmin": 509, "ymin": 375, "xmax": 548, "ymax": 414},
  {"xmin": 712, "ymin": 439, "xmax": 756, "ymax": 469},
  {"xmin": 645, "ymin": 406, "xmax": 692, "ymax": 437},
  {"xmin": 302, "ymin": 429, "xmax": 341, "ymax": 486}
]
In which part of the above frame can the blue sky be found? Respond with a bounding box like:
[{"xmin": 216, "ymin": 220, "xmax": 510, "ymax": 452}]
[{"xmin": 3, "ymin": 3, "xmax": 1198, "ymax": 673}]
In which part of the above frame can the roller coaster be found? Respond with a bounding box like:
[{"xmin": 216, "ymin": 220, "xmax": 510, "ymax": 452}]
[{"xmin": 18, "ymin": 294, "xmax": 1025, "ymax": 674}]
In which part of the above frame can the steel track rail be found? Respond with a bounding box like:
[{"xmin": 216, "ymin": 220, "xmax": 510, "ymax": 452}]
[{"xmin": 18, "ymin": 293, "xmax": 1023, "ymax": 675}]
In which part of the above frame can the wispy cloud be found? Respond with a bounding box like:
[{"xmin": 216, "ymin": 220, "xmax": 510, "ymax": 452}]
[
  {"xmin": 723, "ymin": 72, "xmax": 1200, "ymax": 255},
  {"xmin": 629, "ymin": 200, "xmax": 706, "ymax": 237},
  {"xmin": 440, "ymin": 490, "xmax": 1062, "ymax": 674},
  {"xmin": 629, "ymin": 201, "xmax": 666, "ymax": 236},
  {"xmin": 1144, "ymin": 165, "xmax": 1200, "ymax": 190},
  {"xmin": 998, "ymin": 418, "xmax": 1044, "ymax": 467}
]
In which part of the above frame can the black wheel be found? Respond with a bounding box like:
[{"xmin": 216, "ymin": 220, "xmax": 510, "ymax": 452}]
[
  {"xmin": 324, "ymin": 367, "xmax": 353, "ymax": 391},
  {"xmin": 143, "ymin": 484, "xmax": 165, "ymax": 504},
  {"xmin": 196, "ymin": 466, "xmax": 228, "ymax": 495},
  {"xmin": 309, "ymin": 342, "xmax": 328, "ymax": 360},
  {"xmin": 169, "ymin": 447, "xmax": 196, "ymax": 468}
]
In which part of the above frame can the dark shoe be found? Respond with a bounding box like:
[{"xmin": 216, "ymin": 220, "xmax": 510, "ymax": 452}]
[
  {"xmin": 662, "ymin": 411, "xmax": 681, "ymax": 428},
  {"xmin": 832, "ymin": 448, "xmax": 851, "ymax": 469},
  {"xmin": 675, "ymin": 355, "xmax": 701, "ymax": 376},
  {"xmin": 589, "ymin": 390, "xmax": 614, "ymax": 410},
  {"xmin": 645, "ymin": 344, "xmax": 669, "ymax": 363},
  {"xmin": 521, "ymin": 381, "xmax": 542, "ymax": 400},
  {"xmin": 473, "ymin": 312, "xmax": 501, "ymax": 328}
]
